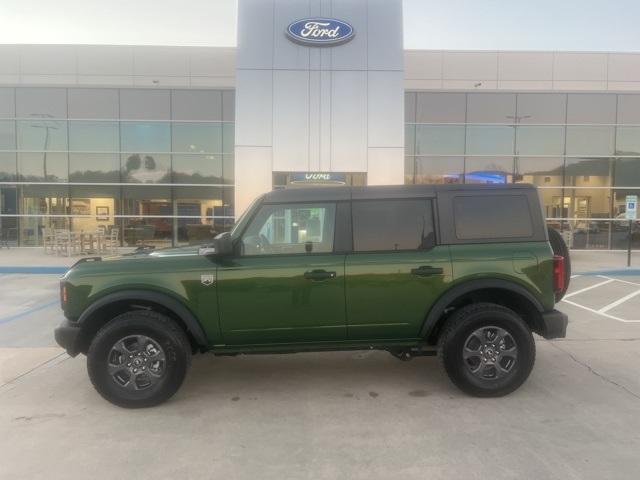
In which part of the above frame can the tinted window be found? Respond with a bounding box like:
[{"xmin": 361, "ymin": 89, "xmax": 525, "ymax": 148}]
[
  {"xmin": 352, "ymin": 199, "xmax": 434, "ymax": 252},
  {"xmin": 241, "ymin": 203, "xmax": 336, "ymax": 256},
  {"xmin": 453, "ymin": 195, "xmax": 533, "ymax": 240}
]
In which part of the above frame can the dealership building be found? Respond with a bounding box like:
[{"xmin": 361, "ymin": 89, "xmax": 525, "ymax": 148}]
[{"xmin": 1, "ymin": 0, "xmax": 640, "ymax": 249}]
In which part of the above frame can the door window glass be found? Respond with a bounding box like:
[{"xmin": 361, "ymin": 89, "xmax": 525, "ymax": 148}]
[
  {"xmin": 241, "ymin": 203, "xmax": 336, "ymax": 256},
  {"xmin": 352, "ymin": 199, "xmax": 435, "ymax": 252}
]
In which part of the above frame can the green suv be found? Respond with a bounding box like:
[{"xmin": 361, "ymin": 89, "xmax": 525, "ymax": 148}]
[{"xmin": 55, "ymin": 184, "xmax": 569, "ymax": 408}]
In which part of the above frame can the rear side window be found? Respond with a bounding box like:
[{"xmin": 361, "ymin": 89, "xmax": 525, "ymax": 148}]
[
  {"xmin": 352, "ymin": 199, "xmax": 435, "ymax": 252},
  {"xmin": 453, "ymin": 195, "xmax": 533, "ymax": 240}
]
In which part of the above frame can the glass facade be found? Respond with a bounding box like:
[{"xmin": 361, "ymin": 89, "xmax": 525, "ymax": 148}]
[
  {"xmin": 0, "ymin": 87, "xmax": 234, "ymax": 247},
  {"xmin": 406, "ymin": 92, "xmax": 640, "ymax": 249}
]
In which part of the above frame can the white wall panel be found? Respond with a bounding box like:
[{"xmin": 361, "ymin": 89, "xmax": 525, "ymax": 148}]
[
  {"xmin": 553, "ymin": 53, "xmax": 607, "ymax": 81},
  {"xmin": 237, "ymin": 0, "xmax": 275, "ymax": 70},
  {"xmin": 404, "ymin": 51, "xmax": 442, "ymax": 80},
  {"xmin": 273, "ymin": 0, "xmax": 310, "ymax": 70},
  {"xmin": 443, "ymin": 52, "xmax": 498, "ymax": 80},
  {"xmin": 498, "ymin": 52, "xmax": 553, "ymax": 81},
  {"xmin": 331, "ymin": 71, "xmax": 367, "ymax": 171},
  {"xmin": 235, "ymin": 69, "xmax": 273, "ymax": 146},
  {"xmin": 367, "ymin": 147, "xmax": 404, "ymax": 185},
  {"xmin": 608, "ymin": 54, "xmax": 640, "ymax": 82},
  {"xmin": 368, "ymin": 0, "xmax": 403, "ymax": 71},
  {"xmin": 368, "ymin": 71, "xmax": 404, "ymax": 148},
  {"xmin": 330, "ymin": 0, "xmax": 368, "ymax": 71},
  {"xmin": 273, "ymin": 70, "xmax": 310, "ymax": 171},
  {"xmin": 235, "ymin": 146, "xmax": 273, "ymax": 216}
]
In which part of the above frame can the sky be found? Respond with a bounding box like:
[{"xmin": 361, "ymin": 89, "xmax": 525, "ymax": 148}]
[{"xmin": 0, "ymin": 0, "xmax": 639, "ymax": 51}]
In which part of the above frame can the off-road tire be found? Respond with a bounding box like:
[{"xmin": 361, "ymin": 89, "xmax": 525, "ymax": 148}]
[
  {"xmin": 547, "ymin": 227, "xmax": 571, "ymax": 300},
  {"xmin": 438, "ymin": 303, "xmax": 536, "ymax": 397},
  {"xmin": 87, "ymin": 310, "xmax": 191, "ymax": 408}
]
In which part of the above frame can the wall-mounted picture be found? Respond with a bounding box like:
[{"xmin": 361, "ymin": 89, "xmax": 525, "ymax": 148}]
[
  {"xmin": 96, "ymin": 206, "xmax": 110, "ymax": 221},
  {"xmin": 70, "ymin": 199, "xmax": 91, "ymax": 216}
]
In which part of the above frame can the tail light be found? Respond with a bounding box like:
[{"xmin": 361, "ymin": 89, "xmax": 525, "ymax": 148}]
[{"xmin": 553, "ymin": 255, "xmax": 565, "ymax": 294}]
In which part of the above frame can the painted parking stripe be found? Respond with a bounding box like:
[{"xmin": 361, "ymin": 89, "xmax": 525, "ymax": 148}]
[
  {"xmin": 0, "ymin": 300, "xmax": 59, "ymax": 326},
  {"xmin": 562, "ymin": 298, "xmax": 640, "ymax": 323},
  {"xmin": 564, "ymin": 278, "xmax": 615, "ymax": 299},
  {"xmin": 598, "ymin": 289, "xmax": 640, "ymax": 314}
]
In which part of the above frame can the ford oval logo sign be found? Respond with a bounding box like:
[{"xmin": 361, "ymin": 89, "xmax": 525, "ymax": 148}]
[{"xmin": 286, "ymin": 18, "xmax": 355, "ymax": 47}]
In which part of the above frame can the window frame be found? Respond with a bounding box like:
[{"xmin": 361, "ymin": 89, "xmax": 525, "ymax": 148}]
[
  {"xmin": 236, "ymin": 200, "xmax": 341, "ymax": 258},
  {"xmin": 350, "ymin": 198, "xmax": 438, "ymax": 254}
]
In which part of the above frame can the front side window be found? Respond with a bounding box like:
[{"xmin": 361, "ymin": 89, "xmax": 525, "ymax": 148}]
[
  {"xmin": 241, "ymin": 203, "xmax": 336, "ymax": 256},
  {"xmin": 352, "ymin": 199, "xmax": 435, "ymax": 252}
]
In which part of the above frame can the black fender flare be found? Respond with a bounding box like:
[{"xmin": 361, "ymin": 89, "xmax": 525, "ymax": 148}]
[
  {"xmin": 77, "ymin": 290, "xmax": 209, "ymax": 346},
  {"xmin": 419, "ymin": 279, "xmax": 545, "ymax": 339}
]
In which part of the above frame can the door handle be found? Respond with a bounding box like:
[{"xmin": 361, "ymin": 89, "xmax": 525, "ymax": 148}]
[
  {"xmin": 411, "ymin": 266, "xmax": 444, "ymax": 277},
  {"xmin": 304, "ymin": 269, "xmax": 336, "ymax": 281}
]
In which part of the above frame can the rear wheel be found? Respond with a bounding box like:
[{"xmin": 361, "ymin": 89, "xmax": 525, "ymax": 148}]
[
  {"xmin": 548, "ymin": 227, "xmax": 571, "ymax": 300},
  {"xmin": 87, "ymin": 310, "xmax": 191, "ymax": 408},
  {"xmin": 438, "ymin": 303, "xmax": 535, "ymax": 397}
]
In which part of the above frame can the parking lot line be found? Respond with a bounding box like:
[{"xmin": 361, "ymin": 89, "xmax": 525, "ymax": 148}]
[
  {"xmin": 564, "ymin": 278, "xmax": 615, "ymax": 299},
  {"xmin": 562, "ymin": 298, "xmax": 640, "ymax": 323},
  {"xmin": 598, "ymin": 289, "xmax": 640, "ymax": 314}
]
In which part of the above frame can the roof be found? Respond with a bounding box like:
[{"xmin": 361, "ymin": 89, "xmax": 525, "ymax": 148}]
[{"xmin": 263, "ymin": 183, "xmax": 536, "ymax": 203}]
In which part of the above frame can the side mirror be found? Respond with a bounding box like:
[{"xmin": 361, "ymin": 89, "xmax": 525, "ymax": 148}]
[{"xmin": 198, "ymin": 232, "xmax": 233, "ymax": 257}]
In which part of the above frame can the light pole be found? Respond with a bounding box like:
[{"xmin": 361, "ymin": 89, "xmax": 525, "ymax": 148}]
[
  {"xmin": 505, "ymin": 114, "xmax": 531, "ymax": 182},
  {"xmin": 29, "ymin": 113, "xmax": 58, "ymax": 180}
]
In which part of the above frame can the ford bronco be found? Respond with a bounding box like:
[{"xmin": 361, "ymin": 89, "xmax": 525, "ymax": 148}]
[{"xmin": 55, "ymin": 184, "xmax": 569, "ymax": 408}]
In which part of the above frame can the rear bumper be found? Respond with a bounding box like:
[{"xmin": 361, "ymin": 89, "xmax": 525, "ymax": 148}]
[
  {"xmin": 539, "ymin": 309, "xmax": 568, "ymax": 339},
  {"xmin": 54, "ymin": 320, "xmax": 82, "ymax": 357}
]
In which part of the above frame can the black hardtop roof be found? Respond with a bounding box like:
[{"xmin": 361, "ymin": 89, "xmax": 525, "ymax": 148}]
[{"xmin": 262, "ymin": 183, "xmax": 536, "ymax": 203}]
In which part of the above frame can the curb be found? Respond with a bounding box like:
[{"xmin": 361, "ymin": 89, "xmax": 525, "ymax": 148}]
[
  {"xmin": 0, "ymin": 266, "xmax": 69, "ymax": 275},
  {"xmin": 574, "ymin": 269, "xmax": 640, "ymax": 276}
]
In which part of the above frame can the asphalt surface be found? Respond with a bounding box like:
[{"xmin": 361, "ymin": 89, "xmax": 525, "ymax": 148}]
[{"xmin": 1, "ymin": 255, "xmax": 640, "ymax": 479}]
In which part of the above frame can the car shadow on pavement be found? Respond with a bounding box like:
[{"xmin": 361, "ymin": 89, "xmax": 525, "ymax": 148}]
[{"xmin": 175, "ymin": 350, "xmax": 454, "ymax": 404}]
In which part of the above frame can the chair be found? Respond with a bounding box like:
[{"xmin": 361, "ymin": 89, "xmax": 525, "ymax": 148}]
[
  {"xmin": 43, "ymin": 228, "xmax": 56, "ymax": 254},
  {"xmin": 103, "ymin": 227, "xmax": 119, "ymax": 254},
  {"xmin": 55, "ymin": 229, "xmax": 80, "ymax": 257}
]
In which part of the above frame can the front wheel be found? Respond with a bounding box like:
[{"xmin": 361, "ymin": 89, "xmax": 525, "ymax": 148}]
[
  {"xmin": 87, "ymin": 311, "xmax": 192, "ymax": 408},
  {"xmin": 438, "ymin": 303, "xmax": 535, "ymax": 397}
]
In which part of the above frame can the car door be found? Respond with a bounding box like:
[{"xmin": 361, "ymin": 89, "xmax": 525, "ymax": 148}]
[
  {"xmin": 216, "ymin": 201, "xmax": 347, "ymax": 345},
  {"xmin": 345, "ymin": 197, "xmax": 452, "ymax": 340}
]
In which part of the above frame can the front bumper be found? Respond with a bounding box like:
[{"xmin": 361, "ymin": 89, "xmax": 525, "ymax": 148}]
[
  {"xmin": 54, "ymin": 320, "xmax": 83, "ymax": 357},
  {"xmin": 539, "ymin": 309, "xmax": 568, "ymax": 339}
]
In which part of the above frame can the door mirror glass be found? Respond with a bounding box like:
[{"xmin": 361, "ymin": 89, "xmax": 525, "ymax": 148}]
[{"xmin": 199, "ymin": 231, "xmax": 232, "ymax": 256}]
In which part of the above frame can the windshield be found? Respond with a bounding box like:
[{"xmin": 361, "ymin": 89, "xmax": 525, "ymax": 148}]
[{"xmin": 230, "ymin": 195, "xmax": 263, "ymax": 240}]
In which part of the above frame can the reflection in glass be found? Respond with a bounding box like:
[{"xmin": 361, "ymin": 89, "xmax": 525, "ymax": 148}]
[
  {"xmin": 414, "ymin": 156, "xmax": 463, "ymax": 184},
  {"xmin": 172, "ymin": 154, "xmax": 223, "ymax": 184},
  {"xmin": 19, "ymin": 185, "xmax": 69, "ymax": 246},
  {"xmin": 516, "ymin": 126, "xmax": 565, "ymax": 156},
  {"xmin": 174, "ymin": 186, "xmax": 224, "ymax": 244},
  {"xmin": 69, "ymin": 121, "xmax": 119, "ymax": 152},
  {"xmin": 17, "ymin": 119, "xmax": 68, "ymax": 151},
  {"xmin": 405, "ymin": 124, "xmax": 415, "ymax": 156},
  {"xmin": 68, "ymin": 186, "xmax": 119, "ymax": 239},
  {"xmin": 415, "ymin": 125, "xmax": 465, "ymax": 155},
  {"xmin": 514, "ymin": 157, "xmax": 564, "ymax": 187},
  {"xmin": 616, "ymin": 127, "xmax": 640, "ymax": 156},
  {"xmin": 0, "ymin": 187, "xmax": 18, "ymax": 246},
  {"xmin": 120, "ymin": 122, "xmax": 170, "ymax": 152},
  {"xmin": 172, "ymin": 123, "xmax": 222, "ymax": 153},
  {"xmin": 466, "ymin": 93, "xmax": 516, "ymax": 123},
  {"xmin": 0, "ymin": 120, "xmax": 16, "ymax": 150},
  {"xmin": 614, "ymin": 158, "xmax": 640, "ymax": 188},
  {"xmin": 0, "ymin": 153, "xmax": 16, "ymax": 181},
  {"xmin": 566, "ymin": 126, "xmax": 614, "ymax": 156},
  {"xmin": 18, "ymin": 152, "xmax": 68, "ymax": 182},
  {"xmin": 223, "ymin": 124, "xmax": 235, "ymax": 154},
  {"xmin": 121, "ymin": 154, "xmax": 171, "ymax": 184},
  {"xmin": 121, "ymin": 186, "xmax": 171, "ymax": 247},
  {"xmin": 70, "ymin": 153, "xmax": 120, "ymax": 183},
  {"xmin": 465, "ymin": 126, "xmax": 514, "ymax": 155},
  {"xmin": 465, "ymin": 157, "xmax": 513, "ymax": 184}
]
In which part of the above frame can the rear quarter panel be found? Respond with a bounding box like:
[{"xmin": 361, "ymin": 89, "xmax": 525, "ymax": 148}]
[{"xmin": 449, "ymin": 242, "xmax": 556, "ymax": 311}]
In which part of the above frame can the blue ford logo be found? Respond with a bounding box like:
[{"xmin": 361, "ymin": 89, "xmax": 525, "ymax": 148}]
[{"xmin": 286, "ymin": 18, "xmax": 355, "ymax": 46}]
